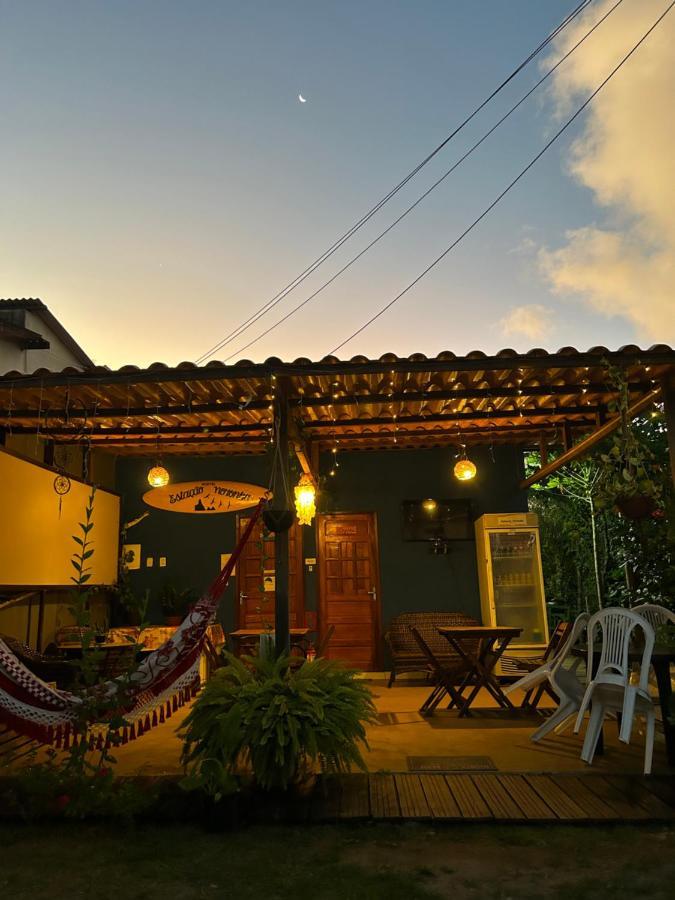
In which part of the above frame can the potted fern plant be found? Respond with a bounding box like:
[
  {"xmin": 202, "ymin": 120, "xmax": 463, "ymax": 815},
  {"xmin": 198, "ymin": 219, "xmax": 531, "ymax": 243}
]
[{"xmin": 179, "ymin": 652, "xmax": 377, "ymax": 814}]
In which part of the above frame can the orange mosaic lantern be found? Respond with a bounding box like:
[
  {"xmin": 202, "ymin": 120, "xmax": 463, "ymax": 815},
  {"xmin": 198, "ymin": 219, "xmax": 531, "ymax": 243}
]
[
  {"xmin": 147, "ymin": 464, "xmax": 170, "ymax": 488},
  {"xmin": 453, "ymin": 456, "xmax": 477, "ymax": 482}
]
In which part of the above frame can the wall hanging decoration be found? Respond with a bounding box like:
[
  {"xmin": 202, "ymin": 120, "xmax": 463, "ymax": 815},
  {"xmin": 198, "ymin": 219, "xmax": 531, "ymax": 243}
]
[
  {"xmin": 53, "ymin": 472, "xmax": 71, "ymax": 517},
  {"xmin": 294, "ymin": 473, "xmax": 317, "ymax": 525},
  {"xmin": 143, "ymin": 480, "xmax": 267, "ymax": 514},
  {"xmin": 122, "ymin": 543, "xmax": 142, "ymax": 571}
]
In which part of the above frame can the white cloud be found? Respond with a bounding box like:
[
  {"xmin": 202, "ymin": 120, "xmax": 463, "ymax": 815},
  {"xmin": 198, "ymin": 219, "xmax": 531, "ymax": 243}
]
[
  {"xmin": 538, "ymin": 0, "xmax": 675, "ymax": 344},
  {"xmin": 499, "ymin": 304, "xmax": 554, "ymax": 341}
]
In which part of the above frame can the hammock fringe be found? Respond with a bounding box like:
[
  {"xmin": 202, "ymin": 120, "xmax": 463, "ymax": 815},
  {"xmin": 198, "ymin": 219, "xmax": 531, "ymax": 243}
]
[{"xmin": 0, "ymin": 499, "xmax": 265, "ymax": 749}]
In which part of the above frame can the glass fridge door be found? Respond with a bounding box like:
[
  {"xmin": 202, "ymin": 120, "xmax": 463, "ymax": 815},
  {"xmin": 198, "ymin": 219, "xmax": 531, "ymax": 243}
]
[{"xmin": 488, "ymin": 529, "xmax": 546, "ymax": 645}]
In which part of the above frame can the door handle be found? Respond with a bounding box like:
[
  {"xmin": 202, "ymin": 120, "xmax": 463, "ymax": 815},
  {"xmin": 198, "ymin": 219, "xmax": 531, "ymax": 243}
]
[
  {"xmin": 239, "ymin": 592, "xmax": 248, "ymax": 605},
  {"xmin": 367, "ymin": 588, "xmax": 377, "ymax": 601}
]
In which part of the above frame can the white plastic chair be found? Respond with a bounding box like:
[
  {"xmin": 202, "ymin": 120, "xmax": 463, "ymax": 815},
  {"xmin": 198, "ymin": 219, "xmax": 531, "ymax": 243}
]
[
  {"xmin": 504, "ymin": 613, "xmax": 589, "ymax": 743},
  {"xmin": 632, "ymin": 602, "xmax": 675, "ymax": 630},
  {"xmin": 575, "ymin": 607, "xmax": 656, "ymax": 775}
]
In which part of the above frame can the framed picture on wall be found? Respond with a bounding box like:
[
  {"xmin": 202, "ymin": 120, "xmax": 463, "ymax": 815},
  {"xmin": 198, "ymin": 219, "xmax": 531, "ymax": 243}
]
[{"xmin": 122, "ymin": 543, "xmax": 141, "ymax": 570}]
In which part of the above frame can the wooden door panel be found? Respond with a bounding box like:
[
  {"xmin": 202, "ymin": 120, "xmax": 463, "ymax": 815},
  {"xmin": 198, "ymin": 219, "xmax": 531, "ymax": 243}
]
[
  {"xmin": 324, "ymin": 601, "xmax": 374, "ymax": 621},
  {"xmin": 318, "ymin": 512, "xmax": 381, "ymax": 671},
  {"xmin": 236, "ymin": 517, "xmax": 304, "ymax": 629}
]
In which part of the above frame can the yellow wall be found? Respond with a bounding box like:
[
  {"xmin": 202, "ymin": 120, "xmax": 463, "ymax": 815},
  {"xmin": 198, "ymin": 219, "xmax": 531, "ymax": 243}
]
[{"xmin": 0, "ymin": 448, "xmax": 120, "ymax": 587}]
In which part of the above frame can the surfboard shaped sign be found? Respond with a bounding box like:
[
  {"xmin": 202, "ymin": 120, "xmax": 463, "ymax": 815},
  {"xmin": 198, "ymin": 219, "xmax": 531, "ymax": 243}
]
[{"xmin": 143, "ymin": 480, "xmax": 268, "ymax": 514}]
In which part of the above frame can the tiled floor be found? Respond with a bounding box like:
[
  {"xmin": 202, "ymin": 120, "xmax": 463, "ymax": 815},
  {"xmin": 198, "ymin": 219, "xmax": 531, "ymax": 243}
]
[{"xmin": 107, "ymin": 680, "xmax": 670, "ymax": 776}]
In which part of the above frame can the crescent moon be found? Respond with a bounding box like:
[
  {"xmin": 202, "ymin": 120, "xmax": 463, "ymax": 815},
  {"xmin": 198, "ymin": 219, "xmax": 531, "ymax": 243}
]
[{"xmin": 298, "ymin": 93, "xmax": 307, "ymax": 103}]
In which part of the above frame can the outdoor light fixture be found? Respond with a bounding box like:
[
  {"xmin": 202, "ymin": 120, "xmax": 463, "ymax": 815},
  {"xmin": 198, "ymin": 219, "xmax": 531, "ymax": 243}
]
[
  {"xmin": 422, "ymin": 498, "xmax": 438, "ymax": 513},
  {"xmin": 294, "ymin": 473, "xmax": 316, "ymax": 526},
  {"xmin": 147, "ymin": 464, "xmax": 170, "ymax": 488},
  {"xmin": 453, "ymin": 450, "xmax": 477, "ymax": 482}
]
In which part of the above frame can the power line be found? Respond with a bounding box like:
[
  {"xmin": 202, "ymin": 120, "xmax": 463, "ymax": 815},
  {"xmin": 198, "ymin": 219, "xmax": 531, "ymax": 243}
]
[
  {"xmin": 221, "ymin": 0, "xmax": 625, "ymax": 362},
  {"xmin": 196, "ymin": 0, "xmax": 595, "ymax": 363},
  {"xmin": 329, "ymin": 0, "xmax": 675, "ymax": 356}
]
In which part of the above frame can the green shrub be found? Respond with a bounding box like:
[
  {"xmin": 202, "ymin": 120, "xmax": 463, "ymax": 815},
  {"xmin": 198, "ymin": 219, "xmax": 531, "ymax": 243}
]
[{"xmin": 179, "ymin": 653, "xmax": 377, "ymax": 797}]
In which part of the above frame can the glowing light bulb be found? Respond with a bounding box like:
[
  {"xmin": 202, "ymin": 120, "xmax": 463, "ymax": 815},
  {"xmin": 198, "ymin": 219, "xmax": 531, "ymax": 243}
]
[
  {"xmin": 453, "ymin": 458, "xmax": 477, "ymax": 481},
  {"xmin": 147, "ymin": 465, "xmax": 170, "ymax": 488}
]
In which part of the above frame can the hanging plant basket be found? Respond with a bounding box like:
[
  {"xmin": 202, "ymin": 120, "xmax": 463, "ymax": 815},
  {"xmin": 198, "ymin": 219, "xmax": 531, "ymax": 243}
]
[
  {"xmin": 614, "ymin": 494, "xmax": 657, "ymax": 520},
  {"xmin": 263, "ymin": 508, "xmax": 295, "ymax": 533}
]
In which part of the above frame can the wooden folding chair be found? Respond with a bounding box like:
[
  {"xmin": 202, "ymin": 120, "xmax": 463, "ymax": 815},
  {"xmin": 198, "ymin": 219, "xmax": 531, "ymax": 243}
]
[{"xmin": 410, "ymin": 627, "xmax": 471, "ymax": 716}]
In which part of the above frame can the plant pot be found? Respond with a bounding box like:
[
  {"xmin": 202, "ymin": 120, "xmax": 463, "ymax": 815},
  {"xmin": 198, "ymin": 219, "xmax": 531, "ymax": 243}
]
[
  {"xmin": 615, "ymin": 495, "xmax": 657, "ymax": 520},
  {"xmin": 263, "ymin": 508, "xmax": 295, "ymax": 533},
  {"xmin": 165, "ymin": 615, "xmax": 182, "ymax": 627}
]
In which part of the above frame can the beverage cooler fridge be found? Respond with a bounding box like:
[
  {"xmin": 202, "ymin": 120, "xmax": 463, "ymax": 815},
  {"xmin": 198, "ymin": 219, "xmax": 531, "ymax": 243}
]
[{"xmin": 474, "ymin": 512, "xmax": 549, "ymax": 673}]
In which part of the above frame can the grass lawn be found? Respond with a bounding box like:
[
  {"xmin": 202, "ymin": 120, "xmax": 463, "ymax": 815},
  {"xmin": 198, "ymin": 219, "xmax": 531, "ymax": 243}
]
[{"xmin": 0, "ymin": 821, "xmax": 673, "ymax": 899}]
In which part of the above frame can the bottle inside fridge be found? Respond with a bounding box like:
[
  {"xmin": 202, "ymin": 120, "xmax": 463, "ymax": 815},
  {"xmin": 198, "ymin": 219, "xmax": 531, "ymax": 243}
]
[{"xmin": 488, "ymin": 530, "xmax": 546, "ymax": 645}]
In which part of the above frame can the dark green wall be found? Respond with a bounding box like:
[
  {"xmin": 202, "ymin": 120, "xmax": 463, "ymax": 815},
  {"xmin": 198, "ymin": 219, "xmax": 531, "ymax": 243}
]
[
  {"xmin": 115, "ymin": 445, "xmax": 527, "ymax": 638},
  {"xmin": 116, "ymin": 456, "xmax": 269, "ymax": 633},
  {"xmin": 316, "ymin": 446, "xmax": 527, "ymax": 626}
]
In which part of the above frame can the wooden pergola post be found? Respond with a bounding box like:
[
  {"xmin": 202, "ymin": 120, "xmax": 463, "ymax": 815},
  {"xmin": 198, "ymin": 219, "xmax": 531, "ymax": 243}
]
[{"xmin": 273, "ymin": 376, "xmax": 291, "ymax": 657}]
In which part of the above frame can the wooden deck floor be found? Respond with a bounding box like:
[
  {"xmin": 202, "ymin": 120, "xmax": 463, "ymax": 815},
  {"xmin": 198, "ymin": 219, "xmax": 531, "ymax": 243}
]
[{"xmin": 309, "ymin": 772, "xmax": 675, "ymax": 823}]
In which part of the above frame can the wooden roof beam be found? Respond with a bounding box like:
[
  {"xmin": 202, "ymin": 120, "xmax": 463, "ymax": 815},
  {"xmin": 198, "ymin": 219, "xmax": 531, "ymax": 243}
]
[
  {"xmin": 9, "ymin": 422, "xmax": 271, "ymax": 437},
  {"xmin": 300, "ymin": 383, "xmax": 645, "ymax": 407},
  {"xmin": 520, "ymin": 388, "xmax": 662, "ymax": 489},
  {"xmin": 305, "ymin": 406, "xmax": 600, "ymax": 428},
  {"xmin": 2, "ymin": 398, "xmax": 272, "ymax": 421}
]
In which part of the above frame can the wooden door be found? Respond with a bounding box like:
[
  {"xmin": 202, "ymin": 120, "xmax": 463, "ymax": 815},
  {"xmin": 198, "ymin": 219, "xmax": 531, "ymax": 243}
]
[
  {"xmin": 317, "ymin": 513, "xmax": 381, "ymax": 670},
  {"xmin": 236, "ymin": 516, "xmax": 304, "ymax": 629}
]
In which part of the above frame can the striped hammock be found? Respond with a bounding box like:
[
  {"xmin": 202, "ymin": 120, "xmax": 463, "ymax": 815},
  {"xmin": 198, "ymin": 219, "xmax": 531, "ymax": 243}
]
[{"xmin": 0, "ymin": 499, "xmax": 265, "ymax": 749}]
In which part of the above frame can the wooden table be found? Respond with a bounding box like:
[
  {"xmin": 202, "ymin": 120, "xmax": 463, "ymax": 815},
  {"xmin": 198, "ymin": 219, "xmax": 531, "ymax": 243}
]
[
  {"xmin": 229, "ymin": 628, "xmax": 312, "ymax": 657},
  {"xmin": 436, "ymin": 626, "xmax": 523, "ymax": 717},
  {"xmin": 576, "ymin": 643, "xmax": 675, "ymax": 767}
]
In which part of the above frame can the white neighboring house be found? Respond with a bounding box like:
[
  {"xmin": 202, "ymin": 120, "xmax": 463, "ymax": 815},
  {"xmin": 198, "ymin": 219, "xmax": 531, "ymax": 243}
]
[{"xmin": 0, "ymin": 298, "xmax": 94, "ymax": 374}]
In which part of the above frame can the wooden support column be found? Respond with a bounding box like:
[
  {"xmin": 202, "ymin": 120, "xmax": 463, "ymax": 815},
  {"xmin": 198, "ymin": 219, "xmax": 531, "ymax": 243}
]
[
  {"xmin": 663, "ymin": 374, "xmax": 675, "ymax": 488},
  {"xmin": 274, "ymin": 377, "xmax": 291, "ymax": 657},
  {"xmin": 561, "ymin": 422, "xmax": 572, "ymax": 453},
  {"xmin": 36, "ymin": 590, "xmax": 46, "ymax": 652}
]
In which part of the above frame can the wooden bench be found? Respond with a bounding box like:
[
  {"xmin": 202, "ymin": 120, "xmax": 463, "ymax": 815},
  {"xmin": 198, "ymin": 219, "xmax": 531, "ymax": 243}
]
[{"xmin": 384, "ymin": 611, "xmax": 479, "ymax": 687}]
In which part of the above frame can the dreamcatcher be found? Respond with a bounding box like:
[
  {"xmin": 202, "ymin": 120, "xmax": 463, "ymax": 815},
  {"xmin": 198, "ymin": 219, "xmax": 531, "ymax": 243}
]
[{"xmin": 53, "ymin": 473, "xmax": 71, "ymax": 518}]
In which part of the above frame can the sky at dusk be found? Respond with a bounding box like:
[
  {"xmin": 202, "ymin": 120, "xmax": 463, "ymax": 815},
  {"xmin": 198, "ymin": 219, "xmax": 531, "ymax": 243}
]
[{"xmin": 1, "ymin": 0, "xmax": 673, "ymax": 368}]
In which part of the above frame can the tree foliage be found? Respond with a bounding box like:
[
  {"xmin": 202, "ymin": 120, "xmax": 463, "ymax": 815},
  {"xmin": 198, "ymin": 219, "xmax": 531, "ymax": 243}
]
[{"xmin": 528, "ymin": 409, "xmax": 674, "ymax": 620}]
